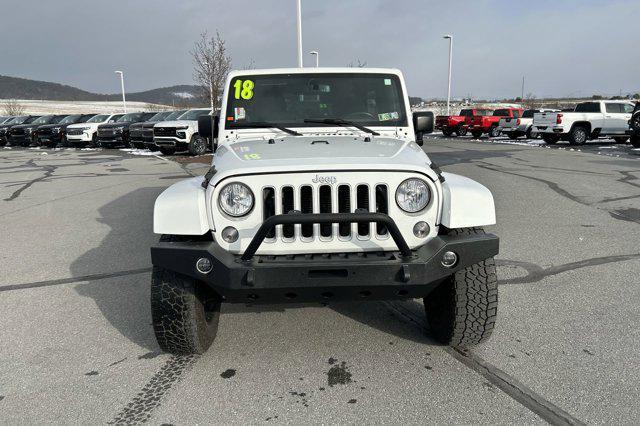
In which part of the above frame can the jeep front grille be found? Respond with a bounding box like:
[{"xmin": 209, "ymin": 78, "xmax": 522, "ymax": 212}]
[{"xmin": 261, "ymin": 184, "xmax": 389, "ymax": 241}]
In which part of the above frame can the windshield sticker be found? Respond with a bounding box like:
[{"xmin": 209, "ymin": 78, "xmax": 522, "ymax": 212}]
[
  {"xmin": 378, "ymin": 111, "xmax": 399, "ymax": 121},
  {"xmin": 233, "ymin": 79, "xmax": 255, "ymax": 100},
  {"xmin": 384, "ymin": 78, "xmax": 392, "ymax": 86},
  {"xmin": 243, "ymin": 153, "xmax": 261, "ymax": 160},
  {"xmin": 234, "ymin": 107, "xmax": 246, "ymax": 121}
]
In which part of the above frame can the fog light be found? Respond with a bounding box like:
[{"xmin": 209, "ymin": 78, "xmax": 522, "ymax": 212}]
[
  {"xmin": 413, "ymin": 221, "xmax": 430, "ymax": 238},
  {"xmin": 221, "ymin": 226, "xmax": 239, "ymax": 243},
  {"xmin": 196, "ymin": 257, "xmax": 213, "ymax": 274},
  {"xmin": 441, "ymin": 251, "xmax": 458, "ymax": 268}
]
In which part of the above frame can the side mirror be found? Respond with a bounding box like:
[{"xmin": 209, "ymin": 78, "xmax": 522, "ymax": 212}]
[{"xmin": 412, "ymin": 111, "xmax": 434, "ymax": 146}]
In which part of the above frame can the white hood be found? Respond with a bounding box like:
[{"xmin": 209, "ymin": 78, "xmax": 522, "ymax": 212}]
[
  {"xmin": 154, "ymin": 120, "xmax": 196, "ymax": 128},
  {"xmin": 210, "ymin": 135, "xmax": 436, "ymax": 185}
]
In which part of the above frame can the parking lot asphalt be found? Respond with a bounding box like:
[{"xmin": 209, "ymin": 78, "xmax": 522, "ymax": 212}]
[{"xmin": 1, "ymin": 140, "xmax": 639, "ymax": 424}]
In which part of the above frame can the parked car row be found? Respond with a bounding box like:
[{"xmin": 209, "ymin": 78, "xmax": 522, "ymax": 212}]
[
  {"xmin": 435, "ymin": 99, "xmax": 639, "ymax": 146},
  {"xmin": 0, "ymin": 108, "xmax": 215, "ymax": 155}
]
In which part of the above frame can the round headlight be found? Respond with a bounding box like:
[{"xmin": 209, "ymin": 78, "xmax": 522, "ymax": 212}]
[
  {"xmin": 218, "ymin": 182, "xmax": 254, "ymax": 217},
  {"xmin": 396, "ymin": 178, "xmax": 430, "ymax": 213}
]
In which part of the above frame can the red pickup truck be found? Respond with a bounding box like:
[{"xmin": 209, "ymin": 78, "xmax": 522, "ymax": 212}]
[
  {"xmin": 467, "ymin": 107, "xmax": 523, "ymax": 138},
  {"xmin": 436, "ymin": 108, "xmax": 492, "ymax": 137}
]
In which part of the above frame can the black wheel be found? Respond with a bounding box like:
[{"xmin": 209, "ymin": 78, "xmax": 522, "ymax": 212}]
[
  {"xmin": 488, "ymin": 125, "xmax": 501, "ymax": 138},
  {"xmin": 506, "ymin": 132, "xmax": 518, "ymax": 140},
  {"xmin": 442, "ymin": 128, "xmax": 454, "ymax": 137},
  {"xmin": 151, "ymin": 236, "xmax": 221, "ymax": 355},
  {"xmin": 455, "ymin": 126, "xmax": 467, "ymax": 137},
  {"xmin": 542, "ymin": 134, "xmax": 559, "ymax": 144},
  {"xmin": 88, "ymin": 134, "xmax": 98, "ymax": 148},
  {"xmin": 471, "ymin": 130, "xmax": 483, "ymax": 139},
  {"xmin": 631, "ymin": 135, "xmax": 640, "ymax": 148},
  {"xmin": 424, "ymin": 227, "xmax": 498, "ymax": 348},
  {"xmin": 631, "ymin": 113, "xmax": 640, "ymax": 132},
  {"xmin": 159, "ymin": 147, "xmax": 176, "ymax": 156},
  {"xmin": 613, "ymin": 137, "xmax": 629, "ymax": 144},
  {"xmin": 568, "ymin": 125, "xmax": 588, "ymax": 145},
  {"xmin": 147, "ymin": 144, "xmax": 161, "ymax": 152},
  {"xmin": 189, "ymin": 134, "xmax": 208, "ymax": 156},
  {"xmin": 525, "ymin": 127, "xmax": 536, "ymax": 139}
]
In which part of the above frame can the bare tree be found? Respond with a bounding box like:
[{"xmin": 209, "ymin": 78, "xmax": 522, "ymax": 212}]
[
  {"xmin": 2, "ymin": 99, "xmax": 26, "ymax": 116},
  {"xmin": 347, "ymin": 59, "xmax": 367, "ymax": 68},
  {"xmin": 191, "ymin": 31, "xmax": 232, "ymax": 109},
  {"xmin": 523, "ymin": 93, "xmax": 538, "ymax": 110}
]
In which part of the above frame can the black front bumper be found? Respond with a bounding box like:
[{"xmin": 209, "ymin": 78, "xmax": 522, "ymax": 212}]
[{"xmin": 150, "ymin": 214, "xmax": 499, "ymax": 304}]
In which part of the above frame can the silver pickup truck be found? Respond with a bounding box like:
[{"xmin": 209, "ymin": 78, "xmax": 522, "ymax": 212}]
[{"xmin": 533, "ymin": 100, "xmax": 634, "ymax": 145}]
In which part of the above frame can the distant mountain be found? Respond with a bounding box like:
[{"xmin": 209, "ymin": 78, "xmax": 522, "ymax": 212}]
[{"xmin": 0, "ymin": 75, "xmax": 204, "ymax": 107}]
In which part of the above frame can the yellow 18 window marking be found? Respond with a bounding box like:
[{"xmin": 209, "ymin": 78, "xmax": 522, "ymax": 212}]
[
  {"xmin": 234, "ymin": 79, "xmax": 255, "ymax": 100},
  {"xmin": 243, "ymin": 153, "xmax": 261, "ymax": 160}
]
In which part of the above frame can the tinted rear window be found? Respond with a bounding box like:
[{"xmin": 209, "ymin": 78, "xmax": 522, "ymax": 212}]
[
  {"xmin": 522, "ymin": 110, "xmax": 538, "ymax": 118},
  {"xmin": 493, "ymin": 109, "xmax": 510, "ymax": 117},
  {"xmin": 575, "ymin": 102, "xmax": 600, "ymax": 113}
]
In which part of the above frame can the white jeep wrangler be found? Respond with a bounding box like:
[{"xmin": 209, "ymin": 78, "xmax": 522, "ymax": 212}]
[{"xmin": 151, "ymin": 68, "xmax": 499, "ymax": 355}]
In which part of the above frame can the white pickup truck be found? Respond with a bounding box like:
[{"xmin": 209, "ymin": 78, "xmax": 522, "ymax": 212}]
[
  {"xmin": 533, "ymin": 100, "xmax": 634, "ymax": 145},
  {"xmin": 152, "ymin": 108, "xmax": 212, "ymax": 156},
  {"xmin": 498, "ymin": 109, "xmax": 557, "ymax": 139}
]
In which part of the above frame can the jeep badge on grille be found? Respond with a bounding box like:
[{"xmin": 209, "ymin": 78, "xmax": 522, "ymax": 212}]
[{"xmin": 312, "ymin": 175, "xmax": 337, "ymax": 184}]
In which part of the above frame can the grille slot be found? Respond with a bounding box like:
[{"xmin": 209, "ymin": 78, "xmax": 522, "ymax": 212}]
[
  {"xmin": 356, "ymin": 185, "xmax": 370, "ymax": 236},
  {"xmin": 319, "ymin": 185, "xmax": 332, "ymax": 237},
  {"xmin": 300, "ymin": 186, "xmax": 313, "ymax": 238},
  {"xmin": 262, "ymin": 188, "xmax": 275, "ymax": 239},
  {"xmin": 337, "ymin": 185, "xmax": 351, "ymax": 237},
  {"xmin": 281, "ymin": 187, "xmax": 295, "ymax": 238},
  {"xmin": 375, "ymin": 185, "xmax": 388, "ymax": 235}
]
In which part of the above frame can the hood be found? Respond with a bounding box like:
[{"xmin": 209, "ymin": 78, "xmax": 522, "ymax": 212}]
[
  {"xmin": 210, "ymin": 135, "xmax": 436, "ymax": 185},
  {"xmin": 154, "ymin": 120, "xmax": 195, "ymax": 128},
  {"xmin": 10, "ymin": 123, "xmax": 38, "ymax": 130},
  {"xmin": 99, "ymin": 122, "xmax": 134, "ymax": 129},
  {"xmin": 37, "ymin": 123, "xmax": 68, "ymax": 130},
  {"xmin": 68, "ymin": 122, "xmax": 99, "ymax": 130}
]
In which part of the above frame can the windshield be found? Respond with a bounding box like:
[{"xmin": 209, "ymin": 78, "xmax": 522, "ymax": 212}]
[
  {"xmin": 8, "ymin": 116, "xmax": 29, "ymax": 124},
  {"xmin": 180, "ymin": 109, "xmax": 210, "ymax": 121},
  {"xmin": 149, "ymin": 111, "xmax": 171, "ymax": 121},
  {"xmin": 59, "ymin": 115, "xmax": 81, "ymax": 124},
  {"xmin": 117, "ymin": 113, "xmax": 144, "ymax": 123},
  {"xmin": 32, "ymin": 115, "xmax": 55, "ymax": 125},
  {"xmin": 522, "ymin": 110, "xmax": 538, "ymax": 118},
  {"xmin": 225, "ymin": 73, "xmax": 407, "ymax": 129},
  {"xmin": 166, "ymin": 110, "xmax": 188, "ymax": 120},
  {"xmin": 87, "ymin": 114, "xmax": 109, "ymax": 123}
]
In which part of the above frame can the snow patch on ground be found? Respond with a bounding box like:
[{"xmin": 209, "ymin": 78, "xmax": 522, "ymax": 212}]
[{"xmin": 120, "ymin": 148, "xmax": 164, "ymax": 157}]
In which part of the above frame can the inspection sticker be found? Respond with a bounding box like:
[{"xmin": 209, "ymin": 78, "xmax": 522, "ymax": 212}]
[
  {"xmin": 234, "ymin": 107, "xmax": 246, "ymax": 120},
  {"xmin": 378, "ymin": 111, "xmax": 399, "ymax": 121},
  {"xmin": 384, "ymin": 78, "xmax": 392, "ymax": 86}
]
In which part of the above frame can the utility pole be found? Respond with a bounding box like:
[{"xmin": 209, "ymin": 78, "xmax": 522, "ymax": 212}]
[
  {"xmin": 443, "ymin": 35, "xmax": 453, "ymax": 116},
  {"xmin": 115, "ymin": 70, "xmax": 126, "ymax": 113},
  {"xmin": 521, "ymin": 76, "xmax": 525, "ymax": 101},
  {"xmin": 296, "ymin": 0, "xmax": 303, "ymax": 67}
]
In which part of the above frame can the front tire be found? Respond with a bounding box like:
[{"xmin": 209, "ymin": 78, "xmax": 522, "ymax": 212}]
[
  {"xmin": 424, "ymin": 227, "xmax": 498, "ymax": 348},
  {"xmin": 188, "ymin": 135, "xmax": 208, "ymax": 156},
  {"xmin": 613, "ymin": 137, "xmax": 629, "ymax": 144},
  {"xmin": 442, "ymin": 128, "xmax": 454, "ymax": 137},
  {"xmin": 471, "ymin": 130, "xmax": 483, "ymax": 139},
  {"xmin": 151, "ymin": 236, "xmax": 221, "ymax": 355},
  {"xmin": 631, "ymin": 135, "xmax": 640, "ymax": 148},
  {"xmin": 488, "ymin": 125, "xmax": 501, "ymax": 138},
  {"xmin": 542, "ymin": 134, "xmax": 559, "ymax": 144},
  {"xmin": 455, "ymin": 126, "xmax": 467, "ymax": 137}
]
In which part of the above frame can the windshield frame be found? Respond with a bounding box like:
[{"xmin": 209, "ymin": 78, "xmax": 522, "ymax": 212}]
[{"xmin": 223, "ymin": 71, "xmax": 409, "ymax": 131}]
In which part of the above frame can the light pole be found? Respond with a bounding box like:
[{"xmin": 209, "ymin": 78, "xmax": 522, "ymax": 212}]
[
  {"xmin": 296, "ymin": 0, "xmax": 303, "ymax": 67},
  {"xmin": 443, "ymin": 35, "xmax": 453, "ymax": 116},
  {"xmin": 114, "ymin": 70, "xmax": 127, "ymax": 113},
  {"xmin": 309, "ymin": 50, "xmax": 319, "ymax": 67}
]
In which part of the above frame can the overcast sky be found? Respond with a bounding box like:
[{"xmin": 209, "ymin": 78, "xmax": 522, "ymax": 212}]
[{"xmin": 1, "ymin": 0, "xmax": 637, "ymax": 99}]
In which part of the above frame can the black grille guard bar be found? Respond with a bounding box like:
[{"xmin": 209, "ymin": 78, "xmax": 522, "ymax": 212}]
[{"xmin": 240, "ymin": 212, "xmax": 413, "ymax": 262}]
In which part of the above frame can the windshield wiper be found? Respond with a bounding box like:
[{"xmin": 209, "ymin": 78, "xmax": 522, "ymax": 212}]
[
  {"xmin": 303, "ymin": 118, "xmax": 380, "ymax": 136},
  {"xmin": 236, "ymin": 122, "xmax": 302, "ymax": 136}
]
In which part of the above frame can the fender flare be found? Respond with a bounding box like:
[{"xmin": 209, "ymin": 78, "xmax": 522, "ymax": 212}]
[
  {"xmin": 153, "ymin": 177, "xmax": 210, "ymax": 235},
  {"xmin": 440, "ymin": 172, "xmax": 496, "ymax": 229}
]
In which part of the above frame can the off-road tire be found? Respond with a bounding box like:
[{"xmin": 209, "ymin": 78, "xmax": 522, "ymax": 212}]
[
  {"xmin": 189, "ymin": 134, "xmax": 208, "ymax": 156},
  {"xmin": 542, "ymin": 134, "xmax": 559, "ymax": 144},
  {"xmin": 455, "ymin": 126, "xmax": 467, "ymax": 137},
  {"xmin": 568, "ymin": 125, "xmax": 588, "ymax": 145},
  {"xmin": 488, "ymin": 125, "xmax": 501, "ymax": 138},
  {"xmin": 613, "ymin": 137, "xmax": 629, "ymax": 144},
  {"xmin": 159, "ymin": 147, "xmax": 176, "ymax": 156},
  {"xmin": 631, "ymin": 135, "xmax": 640, "ymax": 148},
  {"xmin": 471, "ymin": 130, "xmax": 483, "ymax": 139},
  {"xmin": 442, "ymin": 128, "xmax": 454, "ymax": 137},
  {"xmin": 151, "ymin": 235, "xmax": 221, "ymax": 355},
  {"xmin": 424, "ymin": 227, "xmax": 498, "ymax": 348}
]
